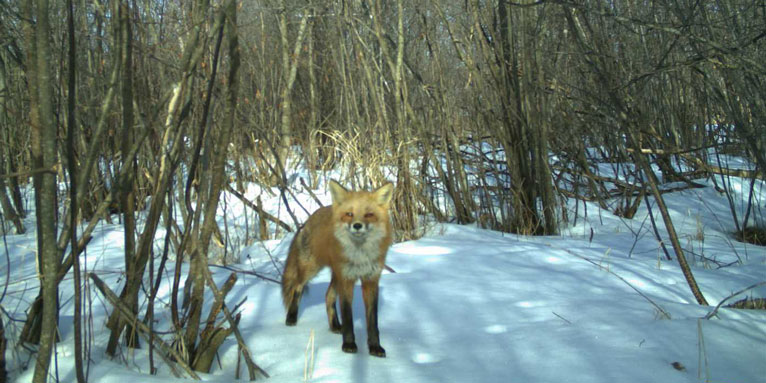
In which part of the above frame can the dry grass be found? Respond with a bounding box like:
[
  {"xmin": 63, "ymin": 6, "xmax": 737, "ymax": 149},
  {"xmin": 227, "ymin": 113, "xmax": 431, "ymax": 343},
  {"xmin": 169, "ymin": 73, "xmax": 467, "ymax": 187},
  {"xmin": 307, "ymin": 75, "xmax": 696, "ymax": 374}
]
[
  {"xmin": 734, "ymin": 226, "xmax": 766, "ymax": 246},
  {"xmin": 727, "ymin": 297, "xmax": 766, "ymax": 310}
]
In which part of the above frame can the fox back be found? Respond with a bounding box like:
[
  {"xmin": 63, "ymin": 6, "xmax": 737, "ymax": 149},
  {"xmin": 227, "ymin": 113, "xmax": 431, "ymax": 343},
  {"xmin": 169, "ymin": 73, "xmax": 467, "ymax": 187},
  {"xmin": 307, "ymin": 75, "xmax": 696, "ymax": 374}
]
[{"xmin": 281, "ymin": 180, "xmax": 394, "ymax": 357}]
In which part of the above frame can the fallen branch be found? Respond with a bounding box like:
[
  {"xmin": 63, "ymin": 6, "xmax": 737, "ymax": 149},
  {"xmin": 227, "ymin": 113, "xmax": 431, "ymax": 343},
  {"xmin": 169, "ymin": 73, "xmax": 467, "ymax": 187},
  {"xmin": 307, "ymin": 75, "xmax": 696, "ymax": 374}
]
[
  {"xmin": 703, "ymin": 281, "xmax": 766, "ymax": 319},
  {"xmin": 88, "ymin": 273, "xmax": 200, "ymax": 380},
  {"xmin": 681, "ymin": 154, "xmax": 764, "ymax": 180}
]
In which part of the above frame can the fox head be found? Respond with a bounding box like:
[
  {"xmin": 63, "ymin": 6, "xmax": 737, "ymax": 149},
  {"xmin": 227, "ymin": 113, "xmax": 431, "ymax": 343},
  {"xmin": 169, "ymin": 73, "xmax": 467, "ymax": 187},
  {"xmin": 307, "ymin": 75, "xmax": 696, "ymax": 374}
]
[{"xmin": 329, "ymin": 180, "xmax": 394, "ymax": 243}]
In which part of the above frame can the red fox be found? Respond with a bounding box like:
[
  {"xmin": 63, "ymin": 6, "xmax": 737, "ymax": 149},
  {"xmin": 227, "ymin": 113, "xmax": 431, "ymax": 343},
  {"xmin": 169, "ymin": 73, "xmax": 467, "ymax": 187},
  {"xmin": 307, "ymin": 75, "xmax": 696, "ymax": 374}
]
[{"xmin": 282, "ymin": 180, "xmax": 394, "ymax": 357}]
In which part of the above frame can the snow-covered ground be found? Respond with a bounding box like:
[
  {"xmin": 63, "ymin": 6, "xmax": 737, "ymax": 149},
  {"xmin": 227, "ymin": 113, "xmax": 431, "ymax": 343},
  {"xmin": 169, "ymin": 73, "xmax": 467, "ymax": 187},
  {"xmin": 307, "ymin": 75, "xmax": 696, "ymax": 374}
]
[{"xmin": 2, "ymin": 175, "xmax": 765, "ymax": 383}]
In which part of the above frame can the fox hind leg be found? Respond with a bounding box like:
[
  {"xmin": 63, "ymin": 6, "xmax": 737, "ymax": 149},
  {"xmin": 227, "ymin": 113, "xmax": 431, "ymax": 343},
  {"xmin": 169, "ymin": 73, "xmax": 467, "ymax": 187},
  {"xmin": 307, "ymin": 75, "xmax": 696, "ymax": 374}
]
[
  {"xmin": 325, "ymin": 276, "xmax": 342, "ymax": 333},
  {"xmin": 284, "ymin": 284, "xmax": 304, "ymax": 326},
  {"xmin": 282, "ymin": 249, "xmax": 319, "ymax": 326}
]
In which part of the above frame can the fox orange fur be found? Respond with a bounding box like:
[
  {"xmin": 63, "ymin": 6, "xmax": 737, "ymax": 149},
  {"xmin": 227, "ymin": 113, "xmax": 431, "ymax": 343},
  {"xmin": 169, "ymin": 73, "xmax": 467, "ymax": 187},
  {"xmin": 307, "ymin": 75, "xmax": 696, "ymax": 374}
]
[{"xmin": 281, "ymin": 180, "xmax": 394, "ymax": 357}]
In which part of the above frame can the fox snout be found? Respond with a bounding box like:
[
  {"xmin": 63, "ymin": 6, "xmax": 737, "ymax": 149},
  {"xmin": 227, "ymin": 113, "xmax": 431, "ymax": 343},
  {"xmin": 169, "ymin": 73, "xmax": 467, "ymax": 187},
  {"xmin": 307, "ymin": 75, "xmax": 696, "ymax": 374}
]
[{"xmin": 347, "ymin": 220, "xmax": 374, "ymax": 238}]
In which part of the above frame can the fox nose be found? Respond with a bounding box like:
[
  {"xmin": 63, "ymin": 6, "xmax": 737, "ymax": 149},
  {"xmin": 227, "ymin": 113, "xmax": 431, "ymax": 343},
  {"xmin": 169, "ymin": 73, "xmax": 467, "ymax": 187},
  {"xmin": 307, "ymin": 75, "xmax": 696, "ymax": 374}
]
[{"xmin": 353, "ymin": 222, "xmax": 363, "ymax": 231}]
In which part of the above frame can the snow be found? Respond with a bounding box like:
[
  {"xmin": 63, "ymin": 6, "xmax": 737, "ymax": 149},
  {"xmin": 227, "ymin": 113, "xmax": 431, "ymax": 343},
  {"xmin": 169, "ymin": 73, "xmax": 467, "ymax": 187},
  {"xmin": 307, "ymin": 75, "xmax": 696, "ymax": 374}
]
[{"xmin": 2, "ymin": 175, "xmax": 766, "ymax": 383}]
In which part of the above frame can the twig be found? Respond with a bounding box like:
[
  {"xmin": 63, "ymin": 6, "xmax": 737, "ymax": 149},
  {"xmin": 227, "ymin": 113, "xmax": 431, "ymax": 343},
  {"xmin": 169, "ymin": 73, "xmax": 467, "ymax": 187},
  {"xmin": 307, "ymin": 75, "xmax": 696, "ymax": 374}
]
[
  {"xmin": 300, "ymin": 177, "xmax": 324, "ymax": 207},
  {"xmin": 225, "ymin": 184, "xmax": 293, "ymax": 232},
  {"xmin": 208, "ymin": 264, "xmax": 281, "ymax": 284},
  {"xmin": 88, "ymin": 273, "xmax": 200, "ymax": 379},
  {"xmin": 552, "ymin": 311, "xmax": 572, "ymax": 325},
  {"xmin": 703, "ymin": 281, "xmax": 766, "ymax": 319}
]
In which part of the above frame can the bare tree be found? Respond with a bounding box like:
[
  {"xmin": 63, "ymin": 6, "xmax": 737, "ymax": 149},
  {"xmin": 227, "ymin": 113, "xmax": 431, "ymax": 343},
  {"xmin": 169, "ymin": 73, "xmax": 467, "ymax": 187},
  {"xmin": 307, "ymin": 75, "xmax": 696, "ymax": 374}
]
[
  {"xmin": 64, "ymin": 0, "xmax": 86, "ymax": 381},
  {"xmin": 26, "ymin": 0, "xmax": 61, "ymax": 381},
  {"xmin": 276, "ymin": 2, "xmax": 310, "ymax": 174}
]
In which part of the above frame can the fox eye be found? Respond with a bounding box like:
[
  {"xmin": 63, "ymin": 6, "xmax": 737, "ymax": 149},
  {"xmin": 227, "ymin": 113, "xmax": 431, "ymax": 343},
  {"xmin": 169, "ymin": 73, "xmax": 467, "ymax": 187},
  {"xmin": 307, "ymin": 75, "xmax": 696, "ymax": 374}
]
[
  {"xmin": 345, "ymin": 212, "xmax": 354, "ymax": 218},
  {"xmin": 364, "ymin": 213, "xmax": 374, "ymax": 218}
]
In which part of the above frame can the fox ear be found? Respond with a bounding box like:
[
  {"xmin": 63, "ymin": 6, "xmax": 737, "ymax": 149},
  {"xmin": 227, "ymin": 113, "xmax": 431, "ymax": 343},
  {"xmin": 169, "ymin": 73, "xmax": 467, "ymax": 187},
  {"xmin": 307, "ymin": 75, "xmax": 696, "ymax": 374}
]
[
  {"xmin": 373, "ymin": 182, "xmax": 394, "ymax": 206},
  {"xmin": 329, "ymin": 180, "xmax": 349, "ymax": 205}
]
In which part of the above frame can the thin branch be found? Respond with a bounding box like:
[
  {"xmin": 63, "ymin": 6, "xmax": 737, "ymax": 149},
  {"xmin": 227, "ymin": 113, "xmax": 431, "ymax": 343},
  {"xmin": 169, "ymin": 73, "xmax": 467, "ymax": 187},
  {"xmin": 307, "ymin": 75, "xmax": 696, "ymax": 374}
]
[
  {"xmin": 0, "ymin": 165, "xmax": 57, "ymax": 179},
  {"xmin": 225, "ymin": 184, "xmax": 293, "ymax": 232}
]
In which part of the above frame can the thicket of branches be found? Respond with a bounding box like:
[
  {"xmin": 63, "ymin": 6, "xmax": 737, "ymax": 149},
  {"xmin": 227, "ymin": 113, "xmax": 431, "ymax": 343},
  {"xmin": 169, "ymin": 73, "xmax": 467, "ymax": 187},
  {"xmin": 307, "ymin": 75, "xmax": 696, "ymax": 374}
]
[{"xmin": 0, "ymin": 0, "xmax": 763, "ymax": 381}]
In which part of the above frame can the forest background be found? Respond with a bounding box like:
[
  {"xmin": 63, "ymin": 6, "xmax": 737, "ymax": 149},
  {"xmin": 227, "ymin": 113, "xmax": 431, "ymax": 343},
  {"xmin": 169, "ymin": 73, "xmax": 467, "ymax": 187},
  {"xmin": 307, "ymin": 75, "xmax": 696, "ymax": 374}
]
[{"xmin": 0, "ymin": 0, "xmax": 764, "ymax": 382}]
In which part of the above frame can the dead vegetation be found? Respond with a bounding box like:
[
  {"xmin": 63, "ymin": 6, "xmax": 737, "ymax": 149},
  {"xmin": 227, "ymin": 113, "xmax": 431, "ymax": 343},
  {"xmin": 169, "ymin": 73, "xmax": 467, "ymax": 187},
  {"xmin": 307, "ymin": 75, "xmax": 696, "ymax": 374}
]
[{"xmin": 734, "ymin": 227, "xmax": 766, "ymax": 246}]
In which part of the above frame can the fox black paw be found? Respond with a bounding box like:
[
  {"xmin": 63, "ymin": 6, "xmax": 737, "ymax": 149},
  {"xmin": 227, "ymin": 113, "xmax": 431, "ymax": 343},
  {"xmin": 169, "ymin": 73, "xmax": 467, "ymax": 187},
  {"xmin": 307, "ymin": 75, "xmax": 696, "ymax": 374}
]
[
  {"xmin": 369, "ymin": 345, "xmax": 386, "ymax": 357},
  {"xmin": 285, "ymin": 313, "xmax": 297, "ymax": 326},
  {"xmin": 342, "ymin": 342, "xmax": 358, "ymax": 353}
]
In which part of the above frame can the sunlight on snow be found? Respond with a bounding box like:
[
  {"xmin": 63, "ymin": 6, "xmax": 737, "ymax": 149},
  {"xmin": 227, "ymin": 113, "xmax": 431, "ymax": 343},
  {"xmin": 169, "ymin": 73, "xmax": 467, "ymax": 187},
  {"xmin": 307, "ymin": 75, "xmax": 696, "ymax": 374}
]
[
  {"xmin": 412, "ymin": 352, "xmax": 440, "ymax": 364},
  {"xmin": 515, "ymin": 301, "xmax": 547, "ymax": 308},
  {"xmin": 484, "ymin": 324, "xmax": 508, "ymax": 334},
  {"xmin": 545, "ymin": 256, "xmax": 563, "ymax": 264},
  {"xmin": 311, "ymin": 365, "xmax": 340, "ymax": 380}
]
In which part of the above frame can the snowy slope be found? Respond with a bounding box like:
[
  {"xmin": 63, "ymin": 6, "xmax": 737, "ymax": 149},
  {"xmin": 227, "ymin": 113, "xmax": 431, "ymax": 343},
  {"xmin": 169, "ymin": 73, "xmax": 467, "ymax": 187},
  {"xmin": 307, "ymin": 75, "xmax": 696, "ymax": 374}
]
[{"xmin": 2, "ymin": 178, "xmax": 766, "ymax": 383}]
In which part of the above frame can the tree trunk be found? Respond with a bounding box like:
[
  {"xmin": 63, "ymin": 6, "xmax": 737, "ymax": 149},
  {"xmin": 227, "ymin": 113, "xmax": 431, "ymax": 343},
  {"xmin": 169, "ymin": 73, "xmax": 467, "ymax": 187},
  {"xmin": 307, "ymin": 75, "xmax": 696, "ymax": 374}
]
[
  {"xmin": 276, "ymin": 6, "xmax": 309, "ymax": 175},
  {"xmin": 30, "ymin": 1, "xmax": 61, "ymax": 382},
  {"xmin": 117, "ymin": 0, "xmax": 141, "ymax": 350},
  {"xmin": 65, "ymin": 0, "xmax": 87, "ymax": 380},
  {"xmin": 20, "ymin": 47, "xmax": 124, "ymax": 344}
]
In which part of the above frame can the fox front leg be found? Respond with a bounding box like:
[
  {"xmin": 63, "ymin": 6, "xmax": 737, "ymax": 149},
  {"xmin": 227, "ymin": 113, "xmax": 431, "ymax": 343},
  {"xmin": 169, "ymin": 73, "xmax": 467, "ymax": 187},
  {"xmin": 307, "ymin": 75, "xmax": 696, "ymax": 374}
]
[
  {"xmin": 362, "ymin": 278, "xmax": 385, "ymax": 357},
  {"xmin": 337, "ymin": 278, "xmax": 357, "ymax": 353}
]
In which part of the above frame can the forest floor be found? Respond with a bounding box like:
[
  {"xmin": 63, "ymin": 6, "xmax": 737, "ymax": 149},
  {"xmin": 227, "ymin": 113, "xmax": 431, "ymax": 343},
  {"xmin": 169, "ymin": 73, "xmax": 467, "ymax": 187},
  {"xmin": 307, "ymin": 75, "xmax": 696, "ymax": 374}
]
[{"xmin": 2, "ymin": 173, "xmax": 765, "ymax": 383}]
